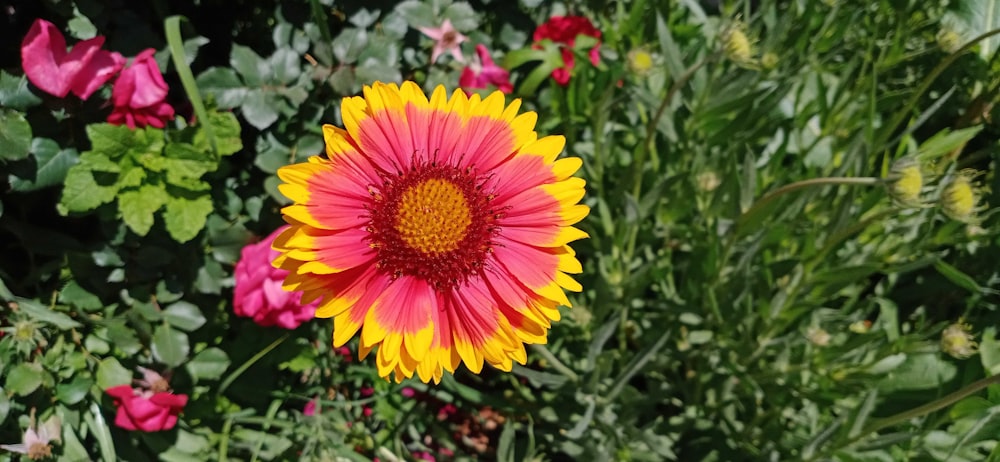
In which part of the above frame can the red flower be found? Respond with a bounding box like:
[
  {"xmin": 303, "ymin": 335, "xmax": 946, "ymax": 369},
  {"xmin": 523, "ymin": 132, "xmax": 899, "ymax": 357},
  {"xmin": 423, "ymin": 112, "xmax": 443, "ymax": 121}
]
[
  {"xmin": 233, "ymin": 226, "xmax": 318, "ymax": 329},
  {"xmin": 459, "ymin": 44, "xmax": 513, "ymax": 94},
  {"xmin": 20, "ymin": 19, "xmax": 124, "ymax": 100},
  {"xmin": 532, "ymin": 15, "xmax": 602, "ymax": 86},
  {"xmin": 107, "ymin": 49, "xmax": 175, "ymax": 129},
  {"xmin": 106, "ymin": 385, "xmax": 187, "ymax": 432}
]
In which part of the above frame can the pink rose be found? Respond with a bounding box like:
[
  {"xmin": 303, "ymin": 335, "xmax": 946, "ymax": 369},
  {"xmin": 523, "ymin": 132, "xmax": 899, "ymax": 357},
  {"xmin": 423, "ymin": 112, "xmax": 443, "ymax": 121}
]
[
  {"xmin": 20, "ymin": 19, "xmax": 124, "ymax": 100},
  {"xmin": 107, "ymin": 49, "xmax": 175, "ymax": 129},
  {"xmin": 106, "ymin": 385, "xmax": 187, "ymax": 432},
  {"xmin": 532, "ymin": 15, "xmax": 602, "ymax": 86},
  {"xmin": 459, "ymin": 44, "xmax": 513, "ymax": 95},
  {"xmin": 233, "ymin": 226, "xmax": 318, "ymax": 329}
]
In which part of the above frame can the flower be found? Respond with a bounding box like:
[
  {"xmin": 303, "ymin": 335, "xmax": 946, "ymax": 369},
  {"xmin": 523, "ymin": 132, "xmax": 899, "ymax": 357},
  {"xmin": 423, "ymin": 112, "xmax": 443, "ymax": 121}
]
[
  {"xmin": 418, "ymin": 19, "xmax": 468, "ymax": 64},
  {"xmin": 1, "ymin": 409, "xmax": 61, "ymax": 460},
  {"xmin": 941, "ymin": 320, "xmax": 978, "ymax": 359},
  {"xmin": 533, "ymin": 15, "xmax": 602, "ymax": 85},
  {"xmin": 459, "ymin": 44, "xmax": 513, "ymax": 94},
  {"xmin": 234, "ymin": 226, "xmax": 318, "ymax": 329},
  {"xmin": 626, "ymin": 48, "xmax": 655, "ymax": 75},
  {"xmin": 721, "ymin": 21, "xmax": 756, "ymax": 67},
  {"xmin": 106, "ymin": 368, "xmax": 188, "ymax": 432},
  {"xmin": 887, "ymin": 158, "xmax": 924, "ymax": 206},
  {"xmin": 940, "ymin": 170, "xmax": 982, "ymax": 222},
  {"xmin": 20, "ymin": 18, "xmax": 124, "ymax": 100},
  {"xmin": 274, "ymin": 81, "xmax": 589, "ymax": 383},
  {"xmin": 303, "ymin": 397, "xmax": 319, "ymax": 416},
  {"xmin": 107, "ymin": 49, "xmax": 175, "ymax": 129}
]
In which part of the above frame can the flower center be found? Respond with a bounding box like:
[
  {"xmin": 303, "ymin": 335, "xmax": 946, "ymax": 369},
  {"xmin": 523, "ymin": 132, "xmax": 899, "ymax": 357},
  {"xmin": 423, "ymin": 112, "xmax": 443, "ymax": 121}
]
[
  {"xmin": 396, "ymin": 179, "xmax": 472, "ymax": 253},
  {"xmin": 367, "ymin": 161, "xmax": 501, "ymax": 290},
  {"xmin": 28, "ymin": 442, "xmax": 52, "ymax": 460}
]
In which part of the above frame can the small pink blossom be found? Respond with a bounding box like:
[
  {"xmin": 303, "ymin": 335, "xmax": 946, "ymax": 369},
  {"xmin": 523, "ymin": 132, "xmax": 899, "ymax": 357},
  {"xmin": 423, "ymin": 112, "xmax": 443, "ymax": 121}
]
[
  {"xmin": 412, "ymin": 451, "xmax": 436, "ymax": 462},
  {"xmin": 418, "ymin": 19, "xmax": 467, "ymax": 64},
  {"xmin": 459, "ymin": 44, "xmax": 513, "ymax": 94},
  {"xmin": 20, "ymin": 19, "xmax": 124, "ymax": 100},
  {"xmin": 362, "ymin": 406, "xmax": 373, "ymax": 418},
  {"xmin": 107, "ymin": 49, "xmax": 175, "ymax": 129},
  {"xmin": 1, "ymin": 409, "xmax": 61, "ymax": 460},
  {"xmin": 400, "ymin": 387, "xmax": 415, "ymax": 398},
  {"xmin": 304, "ymin": 397, "xmax": 319, "ymax": 416},
  {"xmin": 106, "ymin": 368, "xmax": 187, "ymax": 432},
  {"xmin": 233, "ymin": 226, "xmax": 318, "ymax": 329}
]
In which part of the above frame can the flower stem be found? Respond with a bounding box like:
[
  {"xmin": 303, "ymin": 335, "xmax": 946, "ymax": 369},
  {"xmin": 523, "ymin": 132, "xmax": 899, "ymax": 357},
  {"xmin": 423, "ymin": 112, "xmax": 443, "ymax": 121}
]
[
  {"xmin": 218, "ymin": 333, "xmax": 290, "ymax": 396},
  {"xmin": 531, "ymin": 344, "xmax": 579, "ymax": 382},
  {"xmin": 737, "ymin": 177, "xmax": 882, "ymax": 229}
]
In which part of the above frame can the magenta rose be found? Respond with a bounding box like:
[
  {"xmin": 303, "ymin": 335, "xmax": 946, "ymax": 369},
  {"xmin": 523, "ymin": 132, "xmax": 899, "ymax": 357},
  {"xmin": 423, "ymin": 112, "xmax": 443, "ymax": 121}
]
[
  {"xmin": 107, "ymin": 48, "xmax": 175, "ymax": 129},
  {"xmin": 233, "ymin": 226, "xmax": 318, "ymax": 329},
  {"xmin": 20, "ymin": 19, "xmax": 124, "ymax": 100},
  {"xmin": 459, "ymin": 44, "xmax": 513, "ymax": 95},
  {"xmin": 106, "ymin": 385, "xmax": 187, "ymax": 432}
]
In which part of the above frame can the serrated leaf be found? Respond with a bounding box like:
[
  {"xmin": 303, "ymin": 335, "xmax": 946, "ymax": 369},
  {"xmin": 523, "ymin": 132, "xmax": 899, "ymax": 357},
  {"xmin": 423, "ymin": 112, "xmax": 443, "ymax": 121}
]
[
  {"xmin": 118, "ymin": 185, "xmax": 168, "ymax": 236},
  {"xmin": 186, "ymin": 348, "xmax": 230, "ymax": 380},
  {"xmin": 270, "ymin": 48, "xmax": 302, "ymax": 84},
  {"xmin": 199, "ymin": 111, "xmax": 242, "ymax": 156},
  {"xmin": 9, "ymin": 138, "xmax": 79, "ymax": 191},
  {"xmin": 0, "ymin": 70, "xmax": 42, "ymax": 110},
  {"xmin": 163, "ymin": 142, "xmax": 219, "ymax": 182},
  {"xmin": 196, "ymin": 67, "xmax": 247, "ymax": 109},
  {"xmin": 331, "ymin": 28, "xmax": 368, "ymax": 64},
  {"xmin": 56, "ymin": 375, "xmax": 93, "ymax": 405},
  {"xmin": 87, "ymin": 124, "xmax": 164, "ymax": 161},
  {"xmin": 152, "ymin": 324, "xmax": 190, "ymax": 367},
  {"xmin": 443, "ymin": 2, "xmax": 478, "ymax": 30},
  {"xmin": 163, "ymin": 194, "xmax": 213, "ymax": 243},
  {"xmin": 0, "ymin": 109, "xmax": 32, "ymax": 161},
  {"xmin": 163, "ymin": 301, "xmax": 207, "ymax": 332}
]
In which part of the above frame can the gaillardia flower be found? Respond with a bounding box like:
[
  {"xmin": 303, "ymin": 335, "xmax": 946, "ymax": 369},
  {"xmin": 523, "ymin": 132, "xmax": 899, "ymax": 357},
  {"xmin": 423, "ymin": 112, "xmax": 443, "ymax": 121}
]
[{"xmin": 274, "ymin": 81, "xmax": 589, "ymax": 383}]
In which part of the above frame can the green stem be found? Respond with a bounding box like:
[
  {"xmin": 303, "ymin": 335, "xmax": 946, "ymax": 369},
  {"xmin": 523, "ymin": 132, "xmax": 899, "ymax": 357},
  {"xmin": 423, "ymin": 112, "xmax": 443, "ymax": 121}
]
[
  {"xmin": 809, "ymin": 374, "xmax": 1000, "ymax": 461},
  {"xmin": 164, "ymin": 16, "xmax": 215, "ymax": 152},
  {"xmin": 218, "ymin": 333, "xmax": 290, "ymax": 396},
  {"xmin": 632, "ymin": 54, "xmax": 713, "ymax": 199},
  {"xmin": 738, "ymin": 177, "xmax": 881, "ymax": 228},
  {"xmin": 531, "ymin": 344, "xmax": 579, "ymax": 382},
  {"xmin": 217, "ymin": 416, "xmax": 233, "ymax": 462}
]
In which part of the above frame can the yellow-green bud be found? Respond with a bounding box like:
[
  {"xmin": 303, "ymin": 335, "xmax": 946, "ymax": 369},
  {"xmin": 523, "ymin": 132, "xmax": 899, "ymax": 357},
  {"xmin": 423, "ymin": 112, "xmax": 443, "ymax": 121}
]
[
  {"xmin": 940, "ymin": 171, "xmax": 980, "ymax": 222},
  {"xmin": 941, "ymin": 321, "xmax": 978, "ymax": 359},
  {"xmin": 760, "ymin": 52, "xmax": 779, "ymax": 70},
  {"xmin": 627, "ymin": 49, "xmax": 655, "ymax": 75},
  {"xmin": 936, "ymin": 28, "xmax": 962, "ymax": 54},
  {"xmin": 722, "ymin": 22, "xmax": 756, "ymax": 67},
  {"xmin": 887, "ymin": 159, "xmax": 924, "ymax": 206}
]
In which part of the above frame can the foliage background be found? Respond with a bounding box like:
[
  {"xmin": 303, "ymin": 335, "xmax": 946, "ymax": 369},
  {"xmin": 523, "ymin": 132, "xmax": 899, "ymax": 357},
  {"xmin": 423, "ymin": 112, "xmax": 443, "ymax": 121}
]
[{"xmin": 2, "ymin": 0, "xmax": 1000, "ymax": 460}]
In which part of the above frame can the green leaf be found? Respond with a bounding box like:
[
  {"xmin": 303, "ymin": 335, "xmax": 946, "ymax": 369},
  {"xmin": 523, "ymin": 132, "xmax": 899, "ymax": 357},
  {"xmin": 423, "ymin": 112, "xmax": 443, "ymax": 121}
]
[
  {"xmin": 331, "ymin": 28, "xmax": 368, "ymax": 64},
  {"xmin": 6, "ymin": 363, "xmax": 44, "ymax": 396},
  {"xmin": 163, "ymin": 143, "xmax": 219, "ymax": 184},
  {"xmin": 0, "ymin": 70, "xmax": 42, "ymax": 110},
  {"xmin": 9, "ymin": 138, "xmax": 80, "ymax": 192},
  {"xmin": 934, "ymin": 260, "xmax": 985, "ymax": 294},
  {"xmin": 240, "ymin": 89, "xmax": 280, "ymax": 130},
  {"xmin": 152, "ymin": 324, "xmax": 190, "ymax": 367},
  {"xmin": 879, "ymin": 353, "xmax": 957, "ymax": 392},
  {"xmin": 980, "ymin": 327, "xmax": 1000, "ymax": 375},
  {"xmin": 946, "ymin": 0, "xmax": 1000, "ymax": 60},
  {"xmin": 916, "ymin": 126, "xmax": 984, "ymax": 161},
  {"xmin": 15, "ymin": 297, "xmax": 81, "ymax": 329},
  {"xmin": 58, "ymin": 281, "xmax": 103, "ymax": 312},
  {"xmin": 56, "ymin": 375, "xmax": 93, "ymax": 405},
  {"xmin": 196, "ymin": 67, "xmax": 247, "ymax": 109},
  {"xmin": 0, "ymin": 108, "xmax": 32, "ymax": 161},
  {"xmin": 96, "ymin": 357, "xmax": 132, "ymax": 389},
  {"xmin": 186, "ymin": 347, "xmax": 231, "ymax": 380},
  {"xmin": 230, "ymin": 44, "xmax": 268, "ymax": 86},
  {"xmin": 58, "ymin": 167, "xmax": 118, "ymax": 214},
  {"xmin": 87, "ymin": 124, "xmax": 164, "ymax": 161},
  {"xmin": 443, "ymin": 2, "xmax": 478, "ymax": 30},
  {"xmin": 163, "ymin": 193, "xmax": 213, "ymax": 243},
  {"xmin": 270, "ymin": 48, "xmax": 302, "ymax": 84},
  {"xmin": 87, "ymin": 402, "xmax": 117, "ymax": 462},
  {"xmin": 163, "ymin": 301, "xmax": 207, "ymax": 332},
  {"xmin": 118, "ymin": 184, "xmax": 169, "ymax": 236},
  {"xmin": 394, "ymin": 0, "xmax": 435, "ymax": 28},
  {"xmin": 199, "ymin": 111, "xmax": 242, "ymax": 156}
]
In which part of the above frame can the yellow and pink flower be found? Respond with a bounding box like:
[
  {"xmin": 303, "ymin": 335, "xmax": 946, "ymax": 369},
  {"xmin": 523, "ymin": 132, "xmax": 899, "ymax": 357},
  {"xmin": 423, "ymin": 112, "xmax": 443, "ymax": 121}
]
[{"xmin": 274, "ymin": 81, "xmax": 589, "ymax": 383}]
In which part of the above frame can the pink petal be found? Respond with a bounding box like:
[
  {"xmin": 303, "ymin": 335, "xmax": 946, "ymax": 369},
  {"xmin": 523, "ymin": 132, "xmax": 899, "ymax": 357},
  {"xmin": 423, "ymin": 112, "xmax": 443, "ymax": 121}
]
[{"xmin": 20, "ymin": 19, "xmax": 72, "ymax": 97}]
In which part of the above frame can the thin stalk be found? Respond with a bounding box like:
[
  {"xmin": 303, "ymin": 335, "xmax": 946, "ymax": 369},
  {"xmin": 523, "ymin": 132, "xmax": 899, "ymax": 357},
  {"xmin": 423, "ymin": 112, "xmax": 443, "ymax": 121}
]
[
  {"xmin": 737, "ymin": 177, "xmax": 881, "ymax": 228},
  {"xmin": 531, "ymin": 344, "xmax": 579, "ymax": 382},
  {"xmin": 218, "ymin": 333, "xmax": 290, "ymax": 396}
]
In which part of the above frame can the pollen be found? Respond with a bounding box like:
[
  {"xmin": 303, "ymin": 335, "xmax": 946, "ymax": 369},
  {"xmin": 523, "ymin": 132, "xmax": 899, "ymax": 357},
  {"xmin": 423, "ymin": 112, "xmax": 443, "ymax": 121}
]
[{"xmin": 367, "ymin": 160, "xmax": 500, "ymax": 290}]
